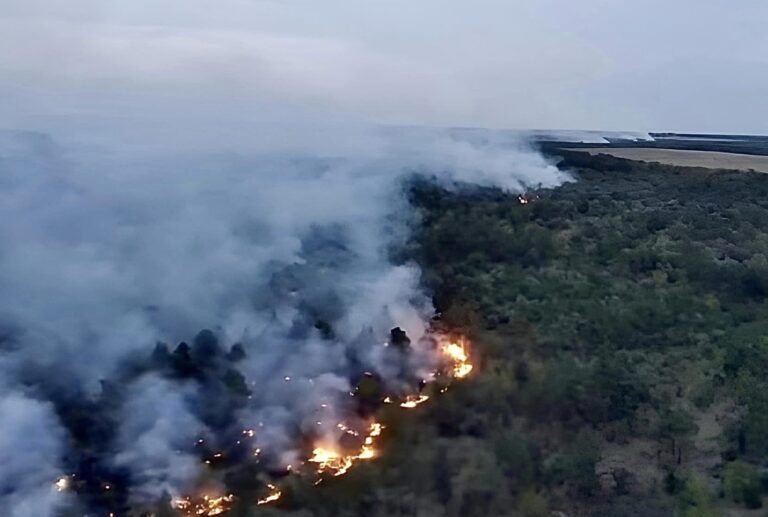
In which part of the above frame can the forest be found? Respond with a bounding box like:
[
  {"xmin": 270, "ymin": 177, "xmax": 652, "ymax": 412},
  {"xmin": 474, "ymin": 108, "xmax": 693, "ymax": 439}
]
[
  {"xmin": 50, "ymin": 151, "xmax": 768, "ymax": 517},
  {"xmin": 243, "ymin": 151, "xmax": 768, "ymax": 516}
]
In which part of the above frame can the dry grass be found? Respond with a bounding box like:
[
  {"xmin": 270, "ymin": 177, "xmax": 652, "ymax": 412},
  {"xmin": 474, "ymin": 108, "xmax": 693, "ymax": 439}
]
[{"xmin": 566, "ymin": 148, "xmax": 768, "ymax": 173}]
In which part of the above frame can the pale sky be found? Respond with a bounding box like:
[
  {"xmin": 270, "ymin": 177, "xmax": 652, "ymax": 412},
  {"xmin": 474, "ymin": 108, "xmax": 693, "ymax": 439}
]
[{"xmin": 1, "ymin": 0, "xmax": 767, "ymax": 134}]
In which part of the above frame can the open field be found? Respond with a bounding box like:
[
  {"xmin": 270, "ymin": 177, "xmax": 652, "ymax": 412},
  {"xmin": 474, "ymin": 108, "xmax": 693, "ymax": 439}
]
[{"xmin": 566, "ymin": 147, "xmax": 768, "ymax": 173}]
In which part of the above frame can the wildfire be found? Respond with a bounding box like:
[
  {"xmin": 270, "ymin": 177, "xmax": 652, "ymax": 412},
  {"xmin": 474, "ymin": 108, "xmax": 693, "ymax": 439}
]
[
  {"xmin": 308, "ymin": 447, "xmax": 354, "ymax": 477},
  {"xmin": 257, "ymin": 484, "xmax": 282, "ymax": 505},
  {"xmin": 174, "ymin": 493, "xmax": 234, "ymax": 516},
  {"xmin": 309, "ymin": 421, "xmax": 383, "ymax": 477},
  {"xmin": 361, "ymin": 422, "xmax": 383, "ymax": 457},
  {"xmin": 175, "ymin": 333, "xmax": 474, "ymax": 513},
  {"xmin": 400, "ymin": 394, "xmax": 430, "ymax": 408},
  {"xmin": 441, "ymin": 339, "xmax": 473, "ymax": 379}
]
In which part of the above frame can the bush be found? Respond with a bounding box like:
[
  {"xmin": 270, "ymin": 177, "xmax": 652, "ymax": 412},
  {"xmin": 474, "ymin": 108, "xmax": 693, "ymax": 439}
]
[
  {"xmin": 678, "ymin": 474, "xmax": 718, "ymax": 517},
  {"xmin": 723, "ymin": 461, "xmax": 763, "ymax": 509}
]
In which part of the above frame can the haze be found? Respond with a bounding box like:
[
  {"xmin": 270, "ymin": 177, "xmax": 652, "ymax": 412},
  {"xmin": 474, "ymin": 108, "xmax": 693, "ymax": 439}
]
[{"xmin": 1, "ymin": 0, "xmax": 767, "ymax": 135}]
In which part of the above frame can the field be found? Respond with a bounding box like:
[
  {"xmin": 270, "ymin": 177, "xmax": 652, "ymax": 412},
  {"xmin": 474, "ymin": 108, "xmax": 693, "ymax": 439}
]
[{"xmin": 565, "ymin": 147, "xmax": 768, "ymax": 173}]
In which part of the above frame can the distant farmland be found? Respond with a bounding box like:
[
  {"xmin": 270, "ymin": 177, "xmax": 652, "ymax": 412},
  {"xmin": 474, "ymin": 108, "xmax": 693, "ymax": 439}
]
[{"xmin": 566, "ymin": 147, "xmax": 768, "ymax": 173}]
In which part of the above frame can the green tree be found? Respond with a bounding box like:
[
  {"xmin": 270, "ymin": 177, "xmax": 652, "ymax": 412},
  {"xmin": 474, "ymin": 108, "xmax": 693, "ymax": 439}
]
[
  {"xmin": 516, "ymin": 489, "xmax": 549, "ymax": 517},
  {"xmin": 657, "ymin": 408, "xmax": 698, "ymax": 465},
  {"xmin": 723, "ymin": 460, "xmax": 762, "ymax": 509},
  {"xmin": 495, "ymin": 431, "xmax": 537, "ymax": 485},
  {"xmin": 678, "ymin": 474, "xmax": 719, "ymax": 517}
]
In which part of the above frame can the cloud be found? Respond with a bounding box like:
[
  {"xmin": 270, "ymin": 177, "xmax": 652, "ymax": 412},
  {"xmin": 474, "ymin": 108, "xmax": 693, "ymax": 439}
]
[{"xmin": 1, "ymin": 0, "xmax": 767, "ymax": 132}]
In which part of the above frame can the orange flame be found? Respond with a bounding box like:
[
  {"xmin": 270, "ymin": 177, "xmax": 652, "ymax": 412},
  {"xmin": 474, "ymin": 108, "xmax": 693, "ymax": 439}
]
[
  {"xmin": 174, "ymin": 493, "xmax": 234, "ymax": 516},
  {"xmin": 441, "ymin": 339, "xmax": 473, "ymax": 379},
  {"xmin": 257, "ymin": 484, "xmax": 282, "ymax": 505},
  {"xmin": 177, "ymin": 334, "xmax": 474, "ymax": 512},
  {"xmin": 309, "ymin": 421, "xmax": 383, "ymax": 477},
  {"xmin": 400, "ymin": 394, "xmax": 430, "ymax": 408}
]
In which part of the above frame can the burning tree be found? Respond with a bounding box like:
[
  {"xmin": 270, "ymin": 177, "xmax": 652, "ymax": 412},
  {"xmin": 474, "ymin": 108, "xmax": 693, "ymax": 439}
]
[{"xmin": 49, "ymin": 325, "xmax": 475, "ymax": 517}]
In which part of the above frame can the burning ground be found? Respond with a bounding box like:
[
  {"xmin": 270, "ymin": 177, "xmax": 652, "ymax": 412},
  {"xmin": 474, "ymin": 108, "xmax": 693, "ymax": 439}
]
[{"xmin": 0, "ymin": 127, "xmax": 564, "ymax": 516}]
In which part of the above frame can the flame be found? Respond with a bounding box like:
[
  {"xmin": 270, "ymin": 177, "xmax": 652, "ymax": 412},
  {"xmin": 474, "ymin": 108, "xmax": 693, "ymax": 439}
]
[
  {"xmin": 257, "ymin": 484, "xmax": 282, "ymax": 505},
  {"xmin": 174, "ymin": 493, "xmax": 234, "ymax": 516},
  {"xmin": 309, "ymin": 421, "xmax": 383, "ymax": 477},
  {"xmin": 361, "ymin": 422, "xmax": 383, "ymax": 458},
  {"xmin": 441, "ymin": 339, "xmax": 473, "ymax": 378},
  {"xmin": 54, "ymin": 476, "xmax": 69, "ymax": 492},
  {"xmin": 400, "ymin": 394, "xmax": 430, "ymax": 408},
  {"xmin": 176, "ymin": 334, "xmax": 473, "ymax": 513},
  {"xmin": 308, "ymin": 447, "xmax": 354, "ymax": 477},
  {"xmin": 337, "ymin": 422, "xmax": 359, "ymax": 436}
]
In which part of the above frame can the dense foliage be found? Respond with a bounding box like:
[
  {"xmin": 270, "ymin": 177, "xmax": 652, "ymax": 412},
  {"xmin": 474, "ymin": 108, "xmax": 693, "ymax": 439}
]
[{"xmin": 245, "ymin": 153, "xmax": 768, "ymax": 516}]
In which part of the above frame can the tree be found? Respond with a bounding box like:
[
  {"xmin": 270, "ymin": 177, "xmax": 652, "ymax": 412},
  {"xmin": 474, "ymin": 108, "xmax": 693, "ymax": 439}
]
[
  {"xmin": 389, "ymin": 327, "xmax": 411, "ymax": 349},
  {"xmin": 192, "ymin": 328, "xmax": 222, "ymax": 364},
  {"xmin": 151, "ymin": 342, "xmax": 171, "ymax": 369},
  {"xmin": 546, "ymin": 431, "xmax": 600, "ymax": 497},
  {"xmin": 495, "ymin": 431, "xmax": 537, "ymax": 485},
  {"xmin": 678, "ymin": 474, "xmax": 719, "ymax": 517},
  {"xmin": 516, "ymin": 489, "xmax": 549, "ymax": 517},
  {"xmin": 153, "ymin": 492, "xmax": 176, "ymax": 517},
  {"xmin": 723, "ymin": 461, "xmax": 762, "ymax": 509},
  {"xmin": 657, "ymin": 408, "xmax": 698, "ymax": 465},
  {"xmin": 171, "ymin": 342, "xmax": 196, "ymax": 377},
  {"xmin": 228, "ymin": 343, "xmax": 247, "ymax": 362}
]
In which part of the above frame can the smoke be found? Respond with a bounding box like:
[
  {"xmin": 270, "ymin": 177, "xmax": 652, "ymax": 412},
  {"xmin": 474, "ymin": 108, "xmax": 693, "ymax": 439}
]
[
  {"xmin": 527, "ymin": 129, "xmax": 655, "ymax": 144},
  {"xmin": 113, "ymin": 376, "xmax": 205, "ymax": 501},
  {"xmin": 0, "ymin": 118, "xmax": 567, "ymax": 513},
  {"xmin": 0, "ymin": 393, "xmax": 67, "ymax": 517}
]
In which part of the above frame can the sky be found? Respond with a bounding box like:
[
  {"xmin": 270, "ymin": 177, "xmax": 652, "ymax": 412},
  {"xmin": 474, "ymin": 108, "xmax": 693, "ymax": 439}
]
[{"xmin": 0, "ymin": 0, "xmax": 767, "ymax": 134}]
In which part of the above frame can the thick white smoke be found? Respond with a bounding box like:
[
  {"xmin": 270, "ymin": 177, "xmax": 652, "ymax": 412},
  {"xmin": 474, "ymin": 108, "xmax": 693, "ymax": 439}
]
[
  {"xmin": 0, "ymin": 120, "xmax": 567, "ymax": 512},
  {"xmin": 0, "ymin": 394, "xmax": 68, "ymax": 516},
  {"xmin": 113, "ymin": 376, "xmax": 205, "ymax": 500}
]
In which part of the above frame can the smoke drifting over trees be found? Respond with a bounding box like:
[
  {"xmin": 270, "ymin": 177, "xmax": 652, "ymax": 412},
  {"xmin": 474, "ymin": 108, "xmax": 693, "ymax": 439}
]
[{"xmin": 0, "ymin": 122, "xmax": 566, "ymax": 514}]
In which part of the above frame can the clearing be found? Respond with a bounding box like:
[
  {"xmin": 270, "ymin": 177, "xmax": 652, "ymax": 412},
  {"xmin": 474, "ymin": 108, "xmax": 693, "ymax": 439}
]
[{"xmin": 566, "ymin": 147, "xmax": 768, "ymax": 173}]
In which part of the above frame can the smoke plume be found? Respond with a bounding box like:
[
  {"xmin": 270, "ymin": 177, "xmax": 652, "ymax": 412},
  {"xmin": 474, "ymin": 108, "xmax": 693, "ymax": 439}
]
[
  {"xmin": 0, "ymin": 393, "xmax": 68, "ymax": 516},
  {"xmin": 0, "ymin": 120, "xmax": 567, "ymax": 514}
]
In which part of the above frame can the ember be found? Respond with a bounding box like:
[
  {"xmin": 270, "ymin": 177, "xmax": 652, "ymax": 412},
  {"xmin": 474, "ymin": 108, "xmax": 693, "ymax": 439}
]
[
  {"xmin": 175, "ymin": 334, "xmax": 473, "ymax": 513},
  {"xmin": 174, "ymin": 493, "xmax": 235, "ymax": 516},
  {"xmin": 257, "ymin": 484, "xmax": 282, "ymax": 505},
  {"xmin": 400, "ymin": 394, "xmax": 430, "ymax": 408}
]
